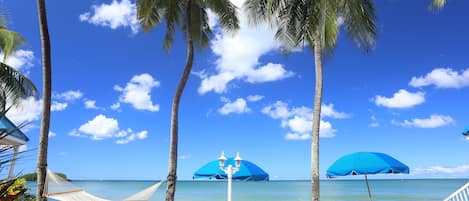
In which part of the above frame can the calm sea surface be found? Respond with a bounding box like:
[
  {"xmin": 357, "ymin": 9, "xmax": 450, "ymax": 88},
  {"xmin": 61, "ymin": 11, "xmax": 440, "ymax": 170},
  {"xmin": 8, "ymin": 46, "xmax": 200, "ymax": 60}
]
[{"xmin": 26, "ymin": 179, "xmax": 469, "ymax": 201}]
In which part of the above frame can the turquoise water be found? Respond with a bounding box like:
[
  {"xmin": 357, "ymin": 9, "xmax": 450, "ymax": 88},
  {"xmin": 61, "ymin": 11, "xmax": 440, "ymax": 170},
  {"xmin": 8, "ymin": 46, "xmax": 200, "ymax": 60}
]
[{"xmin": 27, "ymin": 179, "xmax": 469, "ymax": 201}]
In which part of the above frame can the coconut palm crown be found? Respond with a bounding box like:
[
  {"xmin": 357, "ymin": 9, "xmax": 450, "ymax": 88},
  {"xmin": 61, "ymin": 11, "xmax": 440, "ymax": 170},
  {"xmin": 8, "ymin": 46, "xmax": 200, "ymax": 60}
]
[
  {"xmin": 137, "ymin": 1, "xmax": 239, "ymax": 201},
  {"xmin": 244, "ymin": 1, "xmax": 377, "ymax": 201}
]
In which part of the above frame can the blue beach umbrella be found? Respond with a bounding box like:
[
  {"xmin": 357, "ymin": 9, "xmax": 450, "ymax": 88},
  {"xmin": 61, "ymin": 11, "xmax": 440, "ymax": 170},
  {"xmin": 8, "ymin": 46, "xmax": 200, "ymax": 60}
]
[
  {"xmin": 327, "ymin": 152, "xmax": 409, "ymax": 201},
  {"xmin": 194, "ymin": 158, "xmax": 269, "ymax": 181},
  {"xmin": 463, "ymin": 126, "xmax": 469, "ymax": 138}
]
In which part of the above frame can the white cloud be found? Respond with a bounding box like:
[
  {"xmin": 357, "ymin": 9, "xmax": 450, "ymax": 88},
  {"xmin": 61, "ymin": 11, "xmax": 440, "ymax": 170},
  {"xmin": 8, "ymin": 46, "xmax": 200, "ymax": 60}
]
[
  {"xmin": 394, "ymin": 114, "xmax": 454, "ymax": 128},
  {"xmin": 68, "ymin": 129, "xmax": 82, "ymax": 137},
  {"xmin": 78, "ymin": 114, "xmax": 119, "ymax": 140},
  {"xmin": 321, "ymin": 104, "xmax": 350, "ymax": 119},
  {"xmin": 409, "ymin": 68, "xmax": 469, "ymax": 88},
  {"xmin": 110, "ymin": 102, "xmax": 121, "ymax": 110},
  {"xmin": 115, "ymin": 130, "xmax": 148, "ymax": 144},
  {"xmin": 0, "ymin": 50, "xmax": 35, "ymax": 74},
  {"xmin": 71, "ymin": 114, "xmax": 148, "ymax": 144},
  {"xmin": 261, "ymin": 101, "xmax": 291, "ymax": 119},
  {"xmin": 18, "ymin": 145, "xmax": 27, "ymax": 152},
  {"xmin": 51, "ymin": 101, "xmax": 68, "ymax": 111},
  {"xmin": 49, "ymin": 131, "xmax": 56, "ymax": 137},
  {"xmin": 246, "ymin": 95, "xmax": 264, "ymax": 102},
  {"xmin": 55, "ymin": 90, "xmax": 83, "ymax": 101},
  {"xmin": 413, "ymin": 165, "xmax": 469, "ymax": 175},
  {"xmin": 197, "ymin": 0, "xmax": 294, "ymax": 94},
  {"xmin": 79, "ymin": 0, "xmax": 139, "ymax": 34},
  {"xmin": 262, "ymin": 101, "xmax": 342, "ymax": 140},
  {"xmin": 84, "ymin": 99, "xmax": 101, "ymax": 110},
  {"xmin": 6, "ymin": 97, "xmax": 42, "ymax": 125},
  {"xmin": 219, "ymin": 98, "xmax": 250, "ymax": 115},
  {"xmin": 115, "ymin": 73, "xmax": 160, "ymax": 112},
  {"xmin": 374, "ymin": 89, "xmax": 425, "ymax": 109}
]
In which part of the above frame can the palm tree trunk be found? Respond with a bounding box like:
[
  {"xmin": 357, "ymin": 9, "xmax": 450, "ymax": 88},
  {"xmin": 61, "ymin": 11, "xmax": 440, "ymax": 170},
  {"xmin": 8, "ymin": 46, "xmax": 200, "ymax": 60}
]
[
  {"xmin": 311, "ymin": 39, "xmax": 323, "ymax": 201},
  {"xmin": 36, "ymin": 0, "xmax": 52, "ymax": 200},
  {"xmin": 165, "ymin": 1, "xmax": 194, "ymax": 201}
]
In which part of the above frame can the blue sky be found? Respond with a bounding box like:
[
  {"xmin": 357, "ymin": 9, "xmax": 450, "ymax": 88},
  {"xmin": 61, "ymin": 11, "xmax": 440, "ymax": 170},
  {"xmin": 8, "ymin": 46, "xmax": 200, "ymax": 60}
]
[{"xmin": 2, "ymin": 0, "xmax": 469, "ymax": 180}]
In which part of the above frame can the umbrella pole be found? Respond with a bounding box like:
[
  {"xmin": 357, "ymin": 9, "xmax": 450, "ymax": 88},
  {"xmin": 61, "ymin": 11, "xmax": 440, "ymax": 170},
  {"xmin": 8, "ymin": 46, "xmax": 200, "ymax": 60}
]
[{"xmin": 365, "ymin": 174, "xmax": 373, "ymax": 201}]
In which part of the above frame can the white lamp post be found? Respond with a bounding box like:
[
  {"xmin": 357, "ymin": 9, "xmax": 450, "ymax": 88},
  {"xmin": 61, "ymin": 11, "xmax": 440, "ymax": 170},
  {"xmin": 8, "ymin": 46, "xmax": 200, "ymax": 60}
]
[{"xmin": 219, "ymin": 152, "xmax": 242, "ymax": 201}]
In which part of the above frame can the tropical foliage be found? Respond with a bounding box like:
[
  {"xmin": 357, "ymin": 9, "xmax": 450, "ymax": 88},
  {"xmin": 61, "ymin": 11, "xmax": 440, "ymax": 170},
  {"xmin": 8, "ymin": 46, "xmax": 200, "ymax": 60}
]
[
  {"xmin": 244, "ymin": 0, "xmax": 377, "ymax": 200},
  {"xmin": 136, "ymin": 0, "xmax": 239, "ymax": 200},
  {"xmin": 0, "ymin": 12, "xmax": 38, "ymax": 112}
]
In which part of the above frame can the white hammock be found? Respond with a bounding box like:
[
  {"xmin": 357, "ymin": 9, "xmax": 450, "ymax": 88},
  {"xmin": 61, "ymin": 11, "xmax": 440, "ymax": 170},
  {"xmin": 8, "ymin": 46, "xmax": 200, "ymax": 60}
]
[{"xmin": 44, "ymin": 169, "xmax": 163, "ymax": 201}]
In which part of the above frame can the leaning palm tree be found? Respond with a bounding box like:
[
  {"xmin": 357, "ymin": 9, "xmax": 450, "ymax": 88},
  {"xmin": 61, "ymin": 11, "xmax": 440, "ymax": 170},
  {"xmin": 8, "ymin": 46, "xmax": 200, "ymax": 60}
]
[
  {"xmin": 136, "ymin": 1, "xmax": 239, "ymax": 200},
  {"xmin": 35, "ymin": 0, "xmax": 52, "ymax": 200},
  {"xmin": 245, "ymin": 1, "xmax": 376, "ymax": 200},
  {"xmin": 0, "ymin": 13, "xmax": 38, "ymax": 112}
]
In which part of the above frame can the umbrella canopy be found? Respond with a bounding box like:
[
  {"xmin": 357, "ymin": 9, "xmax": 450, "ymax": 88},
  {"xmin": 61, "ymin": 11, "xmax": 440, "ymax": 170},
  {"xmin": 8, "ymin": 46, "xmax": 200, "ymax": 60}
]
[
  {"xmin": 463, "ymin": 126, "xmax": 469, "ymax": 136},
  {"xmin": 194, "ymin": 158, "xmax": 269, "ymax": 181},
  {"xmin": 326, "ymin": 152, "xmax": 409, "ymax": 201},
  {"xmin": 327, "ymin": 152, "xmax": 409, "ymax": 177}
]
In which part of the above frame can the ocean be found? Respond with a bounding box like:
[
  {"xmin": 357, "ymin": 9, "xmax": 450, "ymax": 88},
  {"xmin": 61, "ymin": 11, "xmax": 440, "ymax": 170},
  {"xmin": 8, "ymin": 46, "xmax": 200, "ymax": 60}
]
[{"xmin": 26, "ymin": 179, "xmax": 469, "ymax": 201}]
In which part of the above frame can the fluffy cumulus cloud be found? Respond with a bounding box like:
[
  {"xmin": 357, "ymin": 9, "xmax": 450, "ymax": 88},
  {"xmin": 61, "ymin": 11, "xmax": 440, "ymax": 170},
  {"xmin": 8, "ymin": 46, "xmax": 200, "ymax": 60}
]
[
  {"xmin": 115, "ymin": 73, "xmax": 160, "ymax": 112},
  {"xmin": 70, "ymin": 114, "xmax": 148, "ymax": 144},
  {"xmin": 393, "ymin": 114, "xmax": 454, "ymax": 128},
  {"xmin": 262, "ymin": 101, "xmax": 346, "ymax": 140},
  {"xmin": 5, "ymin": 97, "xmax": 42, "ymax": 125},
  {"xmin": 218, "ymin": 98, "xmax": 250, "ymax": 115},
  {"xmin": 409, "ymin": 68, "xmax": 469, "ymax": 88},
  {"xmin": 374, "ymin": 89, "xmax": 425, "ymax": 109},
  {"xmin": 197, "ymin": 0, "xmax": 294, "ymax": 94},
  {"xmin": 413, "ymin": 165, "xmax": 469, "ymax": 176},
  {"xmin": 1, "ymin": 50, "xmax": 35, "ymax": 74},
  {"xmin": 79, "ymin": 0, "xmax": 139, "ymax": 34}
]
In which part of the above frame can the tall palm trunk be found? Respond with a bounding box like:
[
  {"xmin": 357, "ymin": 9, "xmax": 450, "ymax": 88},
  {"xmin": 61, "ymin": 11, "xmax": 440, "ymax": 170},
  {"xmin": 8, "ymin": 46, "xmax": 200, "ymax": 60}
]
[
  {"xmin": 312, "ymin": 3, "xmax": 326, "ymax": 201},
  {"xmin": 165, "ymin": 2, "xmax": 194, "ymax": 201},
  {"xmin": 311, "ymin": 39, "xmax": 323, "ymax": 201},
  {"xmin": 36, "ymin": 0, "xmax": 52, "ymax": 200}
]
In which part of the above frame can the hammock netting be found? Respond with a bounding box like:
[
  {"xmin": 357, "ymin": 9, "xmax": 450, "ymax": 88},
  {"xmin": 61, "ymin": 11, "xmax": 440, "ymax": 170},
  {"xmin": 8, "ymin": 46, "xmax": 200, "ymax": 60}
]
[{"xmin": 44, "ymin": 169, "xmax": 162, "ymax": 201}]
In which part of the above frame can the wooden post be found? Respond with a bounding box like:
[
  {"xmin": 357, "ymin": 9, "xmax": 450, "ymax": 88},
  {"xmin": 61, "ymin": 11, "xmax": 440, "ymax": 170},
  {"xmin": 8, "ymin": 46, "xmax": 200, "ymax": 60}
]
[{"xmin": 365, "ymin": 174, "xmax": 373, "ymax": 201}]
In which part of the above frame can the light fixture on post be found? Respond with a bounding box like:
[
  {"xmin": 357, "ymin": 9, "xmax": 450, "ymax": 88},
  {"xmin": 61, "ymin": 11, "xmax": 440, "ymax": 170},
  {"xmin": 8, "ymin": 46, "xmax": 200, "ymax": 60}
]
[{"xmin": 219, "ymin": 151, "xmax": 242, "ymax": 201}]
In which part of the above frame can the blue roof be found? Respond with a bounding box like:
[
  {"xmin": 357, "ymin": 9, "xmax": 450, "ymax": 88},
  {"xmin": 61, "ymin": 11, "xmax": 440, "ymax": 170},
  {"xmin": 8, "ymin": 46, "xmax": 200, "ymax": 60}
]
[
  {"xmin": 194, "ymin": 158, "xmax": 269, "ymax": 181},
  {"xmin": 0, "ymin": 116, "xmax": 29, "ymax": 142},
  {"xmin": 327, "ymin": 152, "xmax": 409, "ymax": 178}
]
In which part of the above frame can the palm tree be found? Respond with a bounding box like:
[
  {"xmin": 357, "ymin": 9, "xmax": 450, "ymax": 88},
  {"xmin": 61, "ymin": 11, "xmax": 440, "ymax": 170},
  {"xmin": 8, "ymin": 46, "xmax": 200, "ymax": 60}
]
[
  {"xmin": 0, "ymin": 13, "xmax": 38, "ymax": 112},
  {"xmin": 136, "ymin": 1, "xmax": 239, "ymax": 200},
  {"xmin": 244, "ymin": 1, "xmax": 376, "ymax": 200},
  {"xmin": 35, "ymin": 0, "xmax": 52, "ymax": 200},
  {"xmin": 429, "ymin": 0, "xmax": 446, "ymax": 11}
]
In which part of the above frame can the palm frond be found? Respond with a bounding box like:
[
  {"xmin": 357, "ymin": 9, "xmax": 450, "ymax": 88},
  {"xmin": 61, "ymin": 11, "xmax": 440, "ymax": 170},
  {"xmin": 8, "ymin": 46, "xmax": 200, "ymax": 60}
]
[
  {"xmin": 429, "ymin": 0, "xmax": 446, "ymax": 11},
  {"xmin": 0, "ymin": 28, "xmax": 25, "ymax": 61},
  {"xmin": 205, "ymin": 0, "xmax": 239, "ymax": 33},
  {"xmin": 0, "ymin": 62, "xmax": 38, "ymax": 112},
  {"xmin": 322, "ymin": 2, "xmax": 339, "ymax": 53},
  {"xmin": 162, "ymin": 0, "xmax": 184, "ymax": 50},
  {"xmin": 340, "ymin": 0, "xmax": 377, "ymax": 52},
  {"xmin": 136, "ymin": 0, "xmax": 163, "ymax": 32}
]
